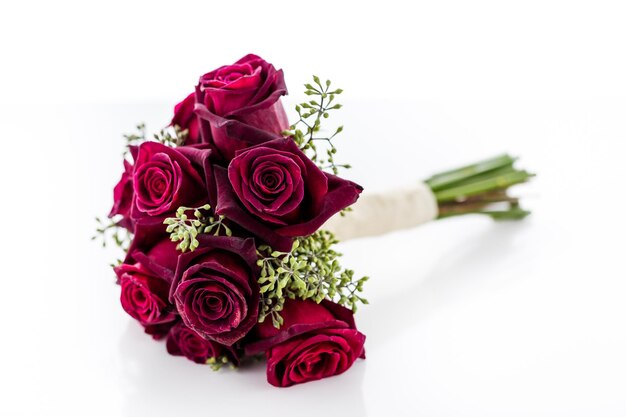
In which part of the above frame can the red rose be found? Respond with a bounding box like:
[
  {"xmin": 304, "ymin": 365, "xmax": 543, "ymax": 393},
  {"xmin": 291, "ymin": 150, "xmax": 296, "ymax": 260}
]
[
  {"xmin": 126, "ymin": 218, "xmax": 180, "ymax": 278},
  {"xmin": 215, "ymin": 138, "xmax": 362, "ymax": 251},
  {"xmin": 194, "ymin": 54, "xmax": 289, "ymax": 161},
  {"xmin": 166, "ymin": 322, "xmax": 239, "ymax": 365},
  {"xmin": 115, "ymin": 258, "xmax": 177, "ymax": 339},
  {"xmin": 171, "ymin": 93, "xmax": 201, "ymax": 145},
  {"xmin": 116, "ymin": 220, "xmax": 182, "ymax": 339},
  {"xmin": 131, "ymin": 142, "xmax": 214, "ymax": 219},
  {"xmin": 246, "ymin": 300, "xmax": 365, "ymax": 387},
  {"xmin": 108, "ymin": 159, "xmax": 134, "ymax": 230},
  {"xmin": 170, "ymin": 235, "xmax": 259, "ymax": 346}
]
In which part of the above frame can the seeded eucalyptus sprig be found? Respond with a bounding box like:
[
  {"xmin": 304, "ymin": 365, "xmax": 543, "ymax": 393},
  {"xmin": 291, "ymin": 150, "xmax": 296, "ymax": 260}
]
[
  {"xmin": 154, "ymin": 124, "xmax": 188, "ymax": 147},
  {"xmin": 123, "ymin": 122, "xmax": 147, "ymax": 151},
  {"xmin": 164, "ymin": 205, "xmax": 232, "ymax": 252},
  {"xmin": 122, "ymin": 123, "xmax": 187, "ymax": 158},
  {"xmin": 92, "ymin": 216, "xmax": 132, "ymax": 251},
  {"xmin": 256, "ymin": 230, "xmax": 369, "ymax": 328},
  {"xmin": 207, "ymin": 355, "xmax": 236, "ymax": 371},
  {"xmin": 286, "ymin": 76, "xmax": 350, "ymax": 174}
]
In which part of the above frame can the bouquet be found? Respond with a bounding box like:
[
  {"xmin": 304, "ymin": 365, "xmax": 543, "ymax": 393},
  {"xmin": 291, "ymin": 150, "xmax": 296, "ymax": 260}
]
[{"xmin": 96, "ymin": 54, "xmax": 533, "ymax": 387}]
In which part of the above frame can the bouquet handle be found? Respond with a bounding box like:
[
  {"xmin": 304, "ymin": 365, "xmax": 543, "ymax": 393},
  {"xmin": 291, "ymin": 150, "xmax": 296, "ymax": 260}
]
[{"xmin": 323, "ymin": 182, "xmax": 439, "ymax": 241}]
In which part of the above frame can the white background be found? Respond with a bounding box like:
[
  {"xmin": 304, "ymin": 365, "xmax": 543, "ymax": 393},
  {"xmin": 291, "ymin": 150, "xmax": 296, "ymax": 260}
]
[{"xmin": 1, "ymin": 1, "xmax": 626, "ymax": 416}]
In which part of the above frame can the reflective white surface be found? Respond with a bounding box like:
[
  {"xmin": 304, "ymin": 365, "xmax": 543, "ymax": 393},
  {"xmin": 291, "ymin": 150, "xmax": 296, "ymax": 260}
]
[{"xmin": 2, "ymin": 97, "xmax": 625, "ymax": 416}]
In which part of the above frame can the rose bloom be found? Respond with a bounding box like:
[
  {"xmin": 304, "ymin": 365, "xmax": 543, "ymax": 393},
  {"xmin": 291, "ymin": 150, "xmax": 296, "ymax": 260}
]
[
  {"xmin": 115, "ymin": 221, "xmax": 182, "ymax": 338},
  {"xmin": 108, "ymin": 159, "xmax": 134, "ymax": 230},
  {"xmin": 170, "ymin": 235, "xmax": 259, "ymax": 346},
  {"xmin": 125, "ymin": 218, "xmax": 181, "ymax": 279},
  {"xmin": 215, "ymin": 138, "xmax": 362, "ymax": 251},
  {"xmin": 115, "ymin": 259, "xmax": 177, "ymax": 339},
  {"xmin": 192, "ymin": 54, "xmax": 289, "ymax": 161},
  {"xmin": 166, "ymin": 322, "xmax": 239, "ymax": 365},
  {"xmin": 131, "ymin": 141, "xmax": 214, "ymax": 219},
  {"xmin": 246, "ymin": 300, "xmax": 366, "ymax": 387},
  {"xmin": 171, "ymin": 93, "xmax": 201, "ymax": 145}
]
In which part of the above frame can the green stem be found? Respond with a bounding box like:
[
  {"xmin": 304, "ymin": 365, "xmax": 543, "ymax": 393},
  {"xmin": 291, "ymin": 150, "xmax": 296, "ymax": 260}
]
[
  {"xmin": 424, "ymin": 154, "xmax": 534, "ymax": 221},
  {"xmin": 438, "ymin": 206, "xmax": 531, "ymax": 220},
  {"xmin": 425, "ymin": 154, "xmax": 515, "ymax": 191},
  {"xmin": 434, "ymin": 170, "xmax": 534, "ymax": 203}
]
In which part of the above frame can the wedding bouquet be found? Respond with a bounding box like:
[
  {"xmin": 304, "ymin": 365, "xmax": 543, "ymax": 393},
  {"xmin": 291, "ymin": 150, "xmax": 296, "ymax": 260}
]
[{"xmin": 96, "ymin": 54, "xmax": 533, "ymax": 387}]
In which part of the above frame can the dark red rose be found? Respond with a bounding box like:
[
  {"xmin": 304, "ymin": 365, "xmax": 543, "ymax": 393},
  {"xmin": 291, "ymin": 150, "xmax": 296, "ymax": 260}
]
[
  {"xmin": 115, "ymin": 258, "xmax": 177, "ymax": 339},
  {"xmin": 126, "ymin": 218, "xmax": 180, "ymax": 279},
  {"xmin": 108, "ymin": 159, "xmax": 134, "ymax": 230},
  {"xmin": 170, "ymin": 235, "xmax": 259, "ymax": 346},
  {"xmin": 194, "ymin": 54, "xmax": 289, "ymax": 161},
  {"xmin": 215, "ymin": 138, "xmax": 363, "ymax": 251},
  {"xmin": 166, "ymin": 322, "xmax": 239, "ymax": 365},
  {"xmin": 131, "ymin": 142, "xmax": 214, "ymax": 219},
  {"xmin": 171, "ymin": 93, "xmax": 201, "ymax": 145},
  {"xmin": 246, "ymin": 300, "xmax": 365, "ymax": 387},
  {"xmin": 116, "ymin": 222, "xmax": 181, "ymax": 339}
]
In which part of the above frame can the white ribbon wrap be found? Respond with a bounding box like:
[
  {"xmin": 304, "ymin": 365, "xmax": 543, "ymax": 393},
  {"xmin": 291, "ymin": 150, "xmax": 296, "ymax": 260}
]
[{"xmin": 322, "ymin": 182, "xmax": 439, "ymax": 241}]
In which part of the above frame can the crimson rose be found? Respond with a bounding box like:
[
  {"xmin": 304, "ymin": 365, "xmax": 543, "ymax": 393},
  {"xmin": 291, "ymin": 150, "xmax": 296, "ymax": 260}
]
[
  {"xmin": 166, "ymin": 322, "xmax": 239, "ymax": 365},
  {"xmin": 246, "ymin": 300, "xmax": 365, "ymax": 387},
  {"xmin": 126, "ymin": 218, "xmax": 180, "ymax": 279},
  {"xmin": 116, "ymin": 220, "xmax": 182, "ymax": 339},
  {"xmin": 108, "ymin": 159, "xmax": 134, "ymax": 230},
  {"xmin": 115, "ymin": 250, "xmax": 177, "ymax": 339},
  {"xmin": 131, "ymin": 142, "xmax": 214, "ymax": 219},
  {"xmin": 170, "ymin": 235, "xmax": 259, "ymax": 346},
  {"xmin": 194, "ymin": 54, "xmax": 289, "ymax": 161},
  {"xmin": 171, "ymin": 93, "xmax": 201, "ymax": 145},
  {"xmin": 215, "ymin": 138, "xmax": 362, "ymax": 251}
]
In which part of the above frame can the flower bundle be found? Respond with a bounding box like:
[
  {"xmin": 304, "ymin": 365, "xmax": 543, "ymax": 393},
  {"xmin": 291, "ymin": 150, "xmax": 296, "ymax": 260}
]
[{"xmin": 98, "ymin": 54, "xmax": 533, "ymax": 387}]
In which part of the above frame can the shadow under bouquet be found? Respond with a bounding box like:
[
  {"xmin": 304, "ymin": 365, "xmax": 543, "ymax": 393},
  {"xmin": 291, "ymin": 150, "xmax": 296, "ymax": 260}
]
[{"xmin": 96, "ymin": 54, "xmax": 533, "ymax": 387}]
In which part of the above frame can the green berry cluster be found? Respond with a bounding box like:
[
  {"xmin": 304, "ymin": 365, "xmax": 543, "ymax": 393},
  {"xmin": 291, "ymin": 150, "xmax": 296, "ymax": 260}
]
[
  {"xmin": 163, "ymin": 205, "xmax": 232, "ymax": 252},
  {"xmin": 286, "ymin": 76, "xmax": 350, "ymax": 174},
  {"xmin": 256, "ymin": 230, "xmax": 368, "ymax": 328}
]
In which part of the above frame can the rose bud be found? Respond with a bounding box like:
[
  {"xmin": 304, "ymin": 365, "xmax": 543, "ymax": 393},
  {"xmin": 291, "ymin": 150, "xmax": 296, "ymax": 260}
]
[
  {"xmin": 166, "ymin": 322, "xmax": 239, "ymax": 365},
  {"xmin": 108, "ymin": 159, "xmax": 134, "ymax": 230},
  {"xmin": 170, "ymin": 235, "xmax": 259, "ymax": 346},
  {"xmin": 215, "ymin": 138, "xmax": 362, "ymax": 251},
  {"xmin": 171, "ymin": 93, "xmax": 201, "ymax": 145},
  {"xmin": 245, "ymin": 300, "xmax": 366, "ymax": 387},
  {"xmin": 193, "ymin": 54, "xmax": 289, "ymax": 161},
  {"xmin": 131, "ymin": 141, "xmax": 215, "ymax": 219}
]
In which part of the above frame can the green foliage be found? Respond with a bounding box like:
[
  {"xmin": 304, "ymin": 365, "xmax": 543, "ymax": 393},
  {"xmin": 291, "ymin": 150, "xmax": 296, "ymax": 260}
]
[
  {"xmin": 154, "ymin": 124, "xmax": 188, "ymax": 147},
  {"xmin": 256, "ymin": 230, "xmax": 369, "ymax": 328},
  {"xmin": 286, "ymin": 76, "xmax": 350, "ymax": 174},
  {"xmin": 206, "ymin": 355, "xmax": 236, "ymax": 371},
  {"xmin": 122, "ymin": 123, "xmax": 146, "ymax": 158},
  {"xmin": 122, "ymin": 123, "xmax": 187, "ymax": 158},
  {"xmin": 164, "ymin": 205, "xmax": 232, "ymax": 252},
  {"xmin": 92, "ymin": 216, "xmax": 132, "ymax": 251}
]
